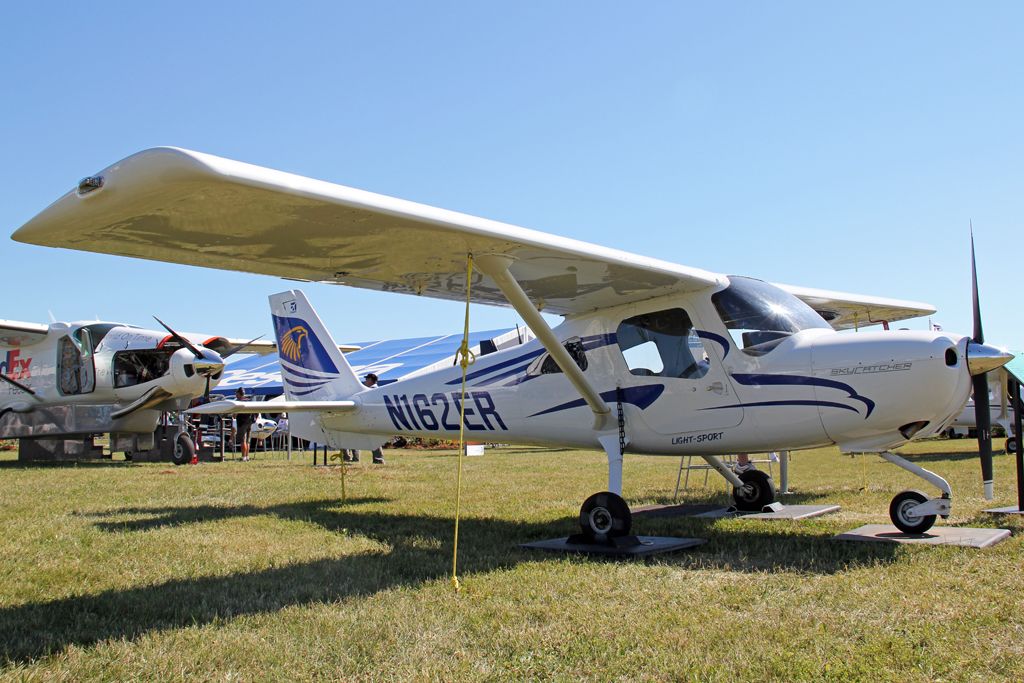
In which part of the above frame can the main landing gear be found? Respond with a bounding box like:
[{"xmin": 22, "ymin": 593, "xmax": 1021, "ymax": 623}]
[
  {"xmin": 578, "ymin": 491, "xmax": 632, "ymax": 542},
  {"xmin": 694, "ymin": 455, "xmax": 777, "ymax": 511},
  {"xmin": 731, "ymin": 469, "xmax": 776, "ymax": 511},
  {"xmin": 575, "ymin": 434, "xmax": 636, "ymax": 544},
  {"xmin": 879, "ymin": 451, "xmax": 951, "ymax": 534}
]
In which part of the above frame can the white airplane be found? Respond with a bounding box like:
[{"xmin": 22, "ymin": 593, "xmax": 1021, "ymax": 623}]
[
  {"xmin": 0, "ymin": 316, "xmax": 280, "ymax": 462},
  {"xmin": 250, "ymin": 415, "xmax": 278, "ymax": 441},
  {"xmin": 946, "ymin": 372, "xmax": 1018, "ymax": 452},
  {"xmin": 13, "ymin": 147, "xmax": 1014, "ymax": 536}
]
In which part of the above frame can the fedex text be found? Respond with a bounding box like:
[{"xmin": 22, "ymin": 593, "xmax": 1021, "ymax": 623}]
[{"xmin": 0, "ymin": 350, "xmax": 31, "ymax": 381}]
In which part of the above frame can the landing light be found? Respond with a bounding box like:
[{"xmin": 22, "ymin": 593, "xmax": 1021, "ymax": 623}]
[{"xmin": 77, "ymin": 176, "xmax": 104, "ymax": 196}]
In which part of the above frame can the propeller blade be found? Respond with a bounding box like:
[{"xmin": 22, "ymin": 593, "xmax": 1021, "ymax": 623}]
[
  {"xmin": 969, "ymin": 226, "xmax": 994, "ymax": 500},
  {"xmin": 204, "ymin": 375, "xmax": 211, "ymax": 402},
  {"xmin": 222, "ymin": 335, "xmax": 265, "ymax": 359},
  {"xmin": 153, "ymin": 316, "xmax": 204, "ymax": 359},
  {"xmin": 974, "ymin": 374, "xmax": 995, "ymax": 500},
  {"xmin": 970, "ymin": 224, "xmax": 984, "ymax": 344}
]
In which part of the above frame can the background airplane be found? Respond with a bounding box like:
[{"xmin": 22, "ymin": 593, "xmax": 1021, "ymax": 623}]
[{"xmin": 1, "ymin": 316, "xmax": 281, "ymax": 463}]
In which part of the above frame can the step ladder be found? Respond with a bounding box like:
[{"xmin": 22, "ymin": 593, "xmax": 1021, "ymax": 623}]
[{"xmin": 673, "ymin": 453, "xmax": 780, "ymax": 502}]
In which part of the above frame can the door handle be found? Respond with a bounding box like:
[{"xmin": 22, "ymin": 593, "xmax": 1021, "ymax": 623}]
[{"xmin": 706, "ymin": 381, "xmax": 725, "ymax": 394}]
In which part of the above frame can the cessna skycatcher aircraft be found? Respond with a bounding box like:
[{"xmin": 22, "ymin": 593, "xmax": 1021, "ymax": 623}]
[
  {"xmin": 0, "ymin": 316, "xmax": 276, "ymax": 462},
  {"xmin": 13, "ymin": 147, "xmax": 1013, "ymax": 535}
]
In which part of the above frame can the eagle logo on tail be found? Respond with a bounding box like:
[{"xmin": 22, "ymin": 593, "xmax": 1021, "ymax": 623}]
[{"xmin": 280, "ymin": 326, "xmax": 309, "ymax": 362}]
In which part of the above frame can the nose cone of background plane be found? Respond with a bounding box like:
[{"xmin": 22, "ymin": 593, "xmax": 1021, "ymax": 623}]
[{"xmin": 966, "ymin": 343, "xmax": 1013, "ymax": 376}]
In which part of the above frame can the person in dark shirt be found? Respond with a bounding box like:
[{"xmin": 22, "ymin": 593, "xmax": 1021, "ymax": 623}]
[{"xmin": 234, "ymin": 388, "xmax": 255, "ymax": 461}]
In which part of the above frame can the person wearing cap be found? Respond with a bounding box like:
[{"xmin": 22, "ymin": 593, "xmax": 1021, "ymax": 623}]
[
  {"xmin": 344, "ymin": 373, "xmax": 385, "ymax": 464},
  {"xmin": 234, "ymin": 388, "xmax": 254, "ymax": 461}
]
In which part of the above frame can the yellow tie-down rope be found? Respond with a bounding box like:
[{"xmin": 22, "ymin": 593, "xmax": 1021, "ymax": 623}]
[{"xmin": 451, "ymin": 253, "xmax": 476, "ymax": 592}]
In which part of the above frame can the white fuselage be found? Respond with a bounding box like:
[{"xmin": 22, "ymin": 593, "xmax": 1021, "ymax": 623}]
[{"xmin": 306, "ymin": 289, "xmax": 972, "ymax": 455}]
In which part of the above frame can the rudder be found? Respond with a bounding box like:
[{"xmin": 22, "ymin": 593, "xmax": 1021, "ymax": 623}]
[{"xmin": 269, "ymin": 290, "xmax": 364, "ymax": 400}]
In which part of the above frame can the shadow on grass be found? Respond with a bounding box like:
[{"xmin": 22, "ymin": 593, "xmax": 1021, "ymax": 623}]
[
  {"xmin": 0, "ymin": 498, "xmax": 900, "ymax": 664},
  {"xmin": 0, "ymin": 459, "xmax": 131, "ymax": 470}
]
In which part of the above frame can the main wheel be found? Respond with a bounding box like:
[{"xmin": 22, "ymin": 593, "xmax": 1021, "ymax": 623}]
[
  {"xmin": 578, "ymin": 491, "xmax": 632, "ymax": 542},
  {"xmin": 1006, "ymin": 436, "xmax": 1018, "ymax": 454},
  {"xmin": 172, "ymin": 434, "xmax": 195, "ymax": 466},
  {"xmin": 889, "ymin": 489, "xmax": 935, "ymax": 534},
  {"xmin": 732, "ymin": 469, "xmax": 776, "ymax": 511}
]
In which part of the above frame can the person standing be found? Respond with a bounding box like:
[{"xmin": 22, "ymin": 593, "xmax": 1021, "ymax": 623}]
[
  {"xmin": 234, "ymin": 388, "xmax": 255, "ymax": 461},
  {"xmin": 344, "ymin": 373, "xmax": 385, "ymax": 464}
]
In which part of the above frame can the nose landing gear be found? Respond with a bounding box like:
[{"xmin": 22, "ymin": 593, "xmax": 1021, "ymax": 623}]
[{"xmin": 880, "ymin": 451, "xmax": 952, "ymax": 534}]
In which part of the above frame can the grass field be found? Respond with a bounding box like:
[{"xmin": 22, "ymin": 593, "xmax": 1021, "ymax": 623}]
[{"xmin": 1, "ymin": 439, "xmax": 1023, "ymax": 681}]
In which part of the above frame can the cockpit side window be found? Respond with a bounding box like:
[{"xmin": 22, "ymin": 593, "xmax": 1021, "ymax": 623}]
[
  {"xmin": 528, "ymin": 338, "xmax": 589, "ymax": 376},
  {"xmin": 616, "ymin": 308, "xmax": 709, "ymax": 379},
  {"xmin": 712, "ymin": 276, "xmax": 831, "ymax": 356}
]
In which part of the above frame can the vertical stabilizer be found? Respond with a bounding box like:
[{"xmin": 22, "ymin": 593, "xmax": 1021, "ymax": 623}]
[{"xmin": 269, "ymin": 290, "xmax": 364, "ymax": 400}]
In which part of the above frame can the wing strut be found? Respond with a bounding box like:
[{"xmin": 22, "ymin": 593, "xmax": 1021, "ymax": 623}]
[{"xmin": 476, "ymin": 255, "xmax": 612, "ymax": 431}]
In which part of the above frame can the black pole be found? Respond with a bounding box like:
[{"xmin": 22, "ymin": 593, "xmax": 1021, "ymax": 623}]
[{"xmin": 1013, "ymin": 378, "xmax": 1023, "ymax": 511}]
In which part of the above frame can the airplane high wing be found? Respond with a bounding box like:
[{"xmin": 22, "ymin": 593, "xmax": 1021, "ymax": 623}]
[
  {"xmin": 779, "ymin": 284, "xmax": 935, "ymax": 331},
  {"xmin": 0, "ymin": 320, "xmax": 49, "ymax": 347},
  {"xmin": 197, "ymin": 336, "xmax": 360, "ymax": 357},
  {"xmin": 12, "ymin": 147, "xmax": 932, "ymax": 325}
]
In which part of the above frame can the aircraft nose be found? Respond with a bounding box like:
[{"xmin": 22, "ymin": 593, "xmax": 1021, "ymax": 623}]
[
  {"xmin": 193, "ymin": 351, "xmax": 225, "ymax": 377},
  {"xmin": 966, "ymin": 342, "xmax": 1013, "ymax": 376}
]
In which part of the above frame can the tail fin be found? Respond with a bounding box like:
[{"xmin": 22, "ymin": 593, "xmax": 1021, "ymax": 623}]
[{"xmin": 269, "ymin": 290, "xmax": 364, "ymax": 400}]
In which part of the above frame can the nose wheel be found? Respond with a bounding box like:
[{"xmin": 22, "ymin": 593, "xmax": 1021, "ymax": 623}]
[
  {"xmin": 879, "ymin": 452, "xmax": 951, "ymax": 534},
  {"xmin": 889, "ymin": 490, "xmax": 936, "ymax": 534}
]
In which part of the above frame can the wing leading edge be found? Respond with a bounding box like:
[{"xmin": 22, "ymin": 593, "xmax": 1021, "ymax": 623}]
[
  {"xmin": 12, "ymin": 147, "xmax": 721, "ymax": 316},
  {"xmin": 13, "ymin": 147, "xmax": 934, "ymax": 327}
]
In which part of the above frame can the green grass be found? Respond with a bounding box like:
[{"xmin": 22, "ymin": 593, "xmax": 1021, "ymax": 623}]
[{"xmin": 1, "ymin": 439, "xmax": 1023, "ymax": 681}]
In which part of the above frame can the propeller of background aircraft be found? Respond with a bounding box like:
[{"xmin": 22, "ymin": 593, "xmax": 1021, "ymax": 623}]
[{"xmin": 153, "ymin": 315, "xmax": 226, "ymax": 400}]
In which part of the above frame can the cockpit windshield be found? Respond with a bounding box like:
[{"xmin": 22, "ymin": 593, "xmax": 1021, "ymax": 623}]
[{"xmin": 712, "ymin": 276, "xmax": 831, "ymax": 356}]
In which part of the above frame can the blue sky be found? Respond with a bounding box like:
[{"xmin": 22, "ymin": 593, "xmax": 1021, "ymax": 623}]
[{"xmin": 3, "ymin": 3, "xmax": 1021, "ymax": 346}]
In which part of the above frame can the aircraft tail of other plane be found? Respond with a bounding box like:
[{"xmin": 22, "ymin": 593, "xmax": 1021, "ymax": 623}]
[{"xmin": 269, "ymin": 290, "xmax": 365, "ymax": 401}]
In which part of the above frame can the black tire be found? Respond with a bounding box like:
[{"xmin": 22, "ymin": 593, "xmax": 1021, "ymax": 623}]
[
  {"xmin": 889, "ymin": 489, "xmax": 935, "ymax": 534},
  {"xmin": 172, "ymin": 434, "xmax": 195, "ymax": 466},
  {"xmin": 578, "ymin": 491, "xmax": 632, "ymax": 542},
  {"xmin": 1007, "ymin": 437, "xmax": 1018, "ymax": 454},
  {"xmin": 732, "ymin": 469, "xmax": 776, "ymax": 511}
]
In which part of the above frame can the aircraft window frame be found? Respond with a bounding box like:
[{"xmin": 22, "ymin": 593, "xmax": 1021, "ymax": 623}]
[
  {"xmin": 712, "ymin": 276, "xmax": 831, "ymax": 357},
  {"xmin": 79, "ymin": 323, "xmax": 120, "ymax": 350},
  {"xmin": 616, "ymin": 308, "xmax": 710, "ymax": 380},
  {"xmin": 526, "ymin": 338, "xmax": 589, "ymax": 376},
  {"xmin": 57, "ymin": 333, "xmax": 96, "ymax": 395}
]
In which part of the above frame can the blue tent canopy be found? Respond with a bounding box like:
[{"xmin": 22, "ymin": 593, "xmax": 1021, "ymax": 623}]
[{"xmin": 212, "ymin": 328, "xmax": 523, "ymax": 396}]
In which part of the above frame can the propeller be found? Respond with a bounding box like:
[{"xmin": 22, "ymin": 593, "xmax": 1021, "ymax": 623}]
[
  {"xmin": 969, "ymin": 229, "xmax": 995, "ymax": 500},
  {"xmin": 153, "ymin": 316, "xmax": 225, "ymax": 401},
  {"xmin": 965, "ymin": 228, "xmax": 1014, "ymax": 500},
  {"xmin": 153, "ymin": 316, "xmax": 204, "ymax": 359},
  {"xmin": 221, "ymin": 335, "xmax": 265, "ymax": 359}
]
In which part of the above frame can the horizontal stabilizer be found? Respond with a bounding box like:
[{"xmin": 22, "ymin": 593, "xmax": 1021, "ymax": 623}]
[{"xmin": 188, "ymin": 399, "xmax": 357, "ymax": 415}]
